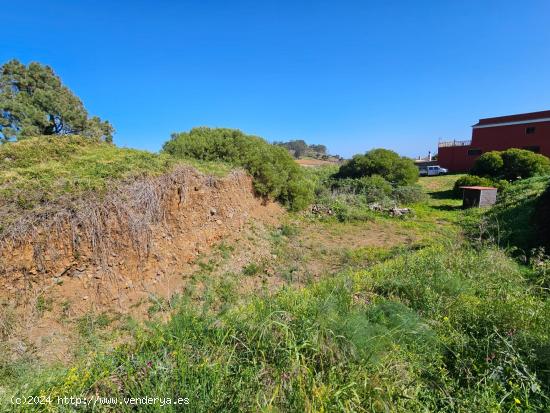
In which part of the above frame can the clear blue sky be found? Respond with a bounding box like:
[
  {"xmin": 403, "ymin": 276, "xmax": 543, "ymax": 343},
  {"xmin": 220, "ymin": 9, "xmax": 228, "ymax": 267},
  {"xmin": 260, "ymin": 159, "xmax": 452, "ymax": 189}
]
[{"xmin": 2, "ymin": 0, "xmax": 549, "ymax": 158}]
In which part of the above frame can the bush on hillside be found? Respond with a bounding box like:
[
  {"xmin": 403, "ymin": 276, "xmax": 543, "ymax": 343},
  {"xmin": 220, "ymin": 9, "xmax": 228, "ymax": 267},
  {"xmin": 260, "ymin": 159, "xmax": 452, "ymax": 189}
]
[
  {"xmin": 335, "ymin": 148, "xmax": 419, "ymax": 186},
  {"xmin": 471, "ymin": 148, "xmax": 550, "ymax": 181},
  {"xmin": 452, "ymin": 175, "xmax": 509, "ymax": 198},
  {"xmin": 331, "ymin": 175, "xmax": 393, "ymax": 200},
  {"xmin": 162, "ymin": 128, "xmax": 313, "ymax": 210},
  {"xmin": 303, "ymin": 164, "xmax": 339, "ymax": 197},
  {"xmin": 472, "ymin": 176, "xmax": 550, "ymax": 254},
  {"xmin": 471, "ymin": 151, "xmax": 503, "ymax": 177},
  {"xmin": 392, "ymin": 184, "xmax": 427, "ymax": 204},
  {"xmin": 501, "ymin": 148, "xmax": 550, "ymax": 180}
]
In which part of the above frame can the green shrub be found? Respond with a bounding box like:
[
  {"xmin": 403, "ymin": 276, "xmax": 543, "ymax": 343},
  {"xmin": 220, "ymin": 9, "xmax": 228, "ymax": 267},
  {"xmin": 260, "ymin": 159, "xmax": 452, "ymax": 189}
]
[
  {"xmin": 471, "ymin": 151, "xmax": 503, "ymax": 177},
  {"xmin": 313, "ymin": 173, "xmax": 423, "ymax": 221},
  {"xmin": 359, "ymin": 175, "xmax": 394, "ymax": 202},
  {"xmin": 325, "ymin": 198, "xmax": 376, "ymax": 222},
  {"xmin": 335, "ymin": 148, "xmax": 419, "ymax": 185},
  {"xmin": 392, "ymin": 185, "xmax": 427, "ymax": 204},
  {"xmin": 162, "ymin": 128, "xmax": 313, "ymax": 210},
  {"xmin": 452, "ymin": 175, "xmax": 509, "ymax": 198},
  {"xmin": 331, "ymin": 175, "xmax": 393, "ymax": 202},
  {"xmin": 471, "ymin": 148, "xmax": 550, "ymax": 181},
  {"xmin": 242, "ymin": 262, "xmax": 263, "ymax": 277},
  {"xmin": 501, "ymin": 148, "xmax": 550, "ymax": 180},
  {"xmin": 302, "ymin": 164, "xmax": 339, "ymax": 201}
]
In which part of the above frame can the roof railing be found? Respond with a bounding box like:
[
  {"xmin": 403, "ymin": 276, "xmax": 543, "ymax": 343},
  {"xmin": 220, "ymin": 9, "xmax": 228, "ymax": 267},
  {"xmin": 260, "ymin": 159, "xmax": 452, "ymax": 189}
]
[{"xmin": 438, "ymin": 139, "xmax": 471, "ymax": 148}]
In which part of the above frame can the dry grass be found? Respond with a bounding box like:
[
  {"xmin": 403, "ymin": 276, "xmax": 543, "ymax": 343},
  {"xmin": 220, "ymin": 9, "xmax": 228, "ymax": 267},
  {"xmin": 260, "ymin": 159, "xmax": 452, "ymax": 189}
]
[
  {"xmin": 0, "ymin": 135, "xmax": 231, "ymax": 237},
  {"xmin": 0, "ymin": 167, "xmax": 222, "ymax": 269}
]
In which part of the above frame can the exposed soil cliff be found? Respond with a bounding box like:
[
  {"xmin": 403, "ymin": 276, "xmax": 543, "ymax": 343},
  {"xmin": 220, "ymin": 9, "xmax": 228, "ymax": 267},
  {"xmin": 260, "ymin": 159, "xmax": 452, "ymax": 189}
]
[{"xmin": 0, "ymin": 167, "xmax": 282, "ymax": 361}]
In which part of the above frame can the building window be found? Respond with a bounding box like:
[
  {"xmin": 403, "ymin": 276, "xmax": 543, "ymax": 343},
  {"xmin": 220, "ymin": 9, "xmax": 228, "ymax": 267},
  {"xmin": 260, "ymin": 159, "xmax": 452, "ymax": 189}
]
[
  {"xmin": 526, "ymin": 127, "xmax": 536, "ymax": 134},
  {"xmin": 468, "ymin": 148, "xmax": 482, "ymax": 156},
  {"xmin": 523, "ymin": 145, "xmax": 540, "ymax": 153}
]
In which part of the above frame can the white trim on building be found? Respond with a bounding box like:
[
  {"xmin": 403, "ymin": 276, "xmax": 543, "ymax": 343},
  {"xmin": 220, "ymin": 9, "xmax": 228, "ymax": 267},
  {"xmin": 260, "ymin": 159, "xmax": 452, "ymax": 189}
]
[{"xmin": 472, "ymin": 117, "xmax": 550, "ymax": 129}]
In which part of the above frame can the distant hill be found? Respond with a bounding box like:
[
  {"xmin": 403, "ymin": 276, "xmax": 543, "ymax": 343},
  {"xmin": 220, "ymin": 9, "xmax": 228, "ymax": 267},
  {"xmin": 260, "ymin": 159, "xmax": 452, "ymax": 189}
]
[{"xmin": 274, "ymin": 139, "xmax": 341, "ymax": 161}]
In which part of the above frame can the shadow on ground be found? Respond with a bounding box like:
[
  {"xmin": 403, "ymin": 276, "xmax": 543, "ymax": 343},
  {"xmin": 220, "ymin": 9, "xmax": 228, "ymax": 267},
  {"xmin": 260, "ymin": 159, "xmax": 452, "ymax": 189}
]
[
  {"xmin": 432, "ymin": 204, "xmax": 462, "ymax": 211},
  {"xmin": 428, "ymin": 189, "xmax": 456, "ymax": 200}
]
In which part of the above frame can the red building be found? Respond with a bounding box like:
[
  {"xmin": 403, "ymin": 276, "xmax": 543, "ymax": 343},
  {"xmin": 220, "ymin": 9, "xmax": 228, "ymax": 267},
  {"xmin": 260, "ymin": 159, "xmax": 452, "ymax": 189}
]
[{"xmin": 438, "ymin": 110, "xmax": 550, "ymax": 172}]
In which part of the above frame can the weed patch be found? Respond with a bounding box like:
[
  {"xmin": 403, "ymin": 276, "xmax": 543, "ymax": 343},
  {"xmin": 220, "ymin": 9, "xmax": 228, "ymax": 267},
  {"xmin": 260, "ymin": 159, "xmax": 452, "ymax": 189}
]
[{"xmin": 5, "ymin": 244, "xmax": 548, "ymax": 411}]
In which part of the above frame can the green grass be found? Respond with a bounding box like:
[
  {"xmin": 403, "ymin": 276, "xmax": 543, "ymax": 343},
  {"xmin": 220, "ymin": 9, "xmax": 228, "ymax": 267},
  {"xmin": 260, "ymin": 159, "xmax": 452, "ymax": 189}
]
[
  {"xmin": 0, "ymin": 135, "xmax": 231, "ymax": 234},
  {"xmin": 482, "ymin": 175, "xmax": 550, "ymax": 253},
  {"xmin": 0, "ymin": 136, "xmax": 174, "ymax": 204},
  {"xmin": 0, "ymin": 135, "xmax": 232, "ymax": 204},
  {"xmin": 2, "ymin": 244, "xmax": 547, "ymax": 412}
]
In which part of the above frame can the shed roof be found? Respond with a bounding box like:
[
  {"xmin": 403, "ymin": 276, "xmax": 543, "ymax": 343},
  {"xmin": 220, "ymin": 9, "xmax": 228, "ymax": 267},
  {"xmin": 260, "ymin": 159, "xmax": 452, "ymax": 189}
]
[{"xmin": 459, "ymin": 186, "xmax": 497, "ymax": 190}]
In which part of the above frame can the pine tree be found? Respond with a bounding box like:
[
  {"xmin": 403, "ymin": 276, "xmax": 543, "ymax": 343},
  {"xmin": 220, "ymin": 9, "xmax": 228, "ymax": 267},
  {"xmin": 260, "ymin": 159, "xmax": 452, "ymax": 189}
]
[{"xmin": 0, "ymin": 59, "xmax": 113, "ymax": 143}]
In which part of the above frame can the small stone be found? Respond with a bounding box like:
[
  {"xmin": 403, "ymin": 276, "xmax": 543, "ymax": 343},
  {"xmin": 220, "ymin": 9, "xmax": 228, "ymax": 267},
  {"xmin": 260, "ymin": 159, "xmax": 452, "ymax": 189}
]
[
  {"xmin": 82, "ymin": 296, "xmax": 89, "ymax": 300},
  {"xmin": 13, "ymin": 341, "xmax": 27, "ymax": 354}
]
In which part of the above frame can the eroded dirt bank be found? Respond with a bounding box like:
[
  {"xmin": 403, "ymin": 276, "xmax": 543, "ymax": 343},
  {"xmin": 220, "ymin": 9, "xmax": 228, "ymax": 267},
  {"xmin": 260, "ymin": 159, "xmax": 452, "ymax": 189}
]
[{"xmin": 0, "ymin": 167, "xmax": 282, "ymax": 361}]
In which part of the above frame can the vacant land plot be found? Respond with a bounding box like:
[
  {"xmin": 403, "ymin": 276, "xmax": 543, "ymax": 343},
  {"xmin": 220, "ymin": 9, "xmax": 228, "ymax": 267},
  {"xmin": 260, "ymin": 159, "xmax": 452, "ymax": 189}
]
[{"xmin": 2, "ymin": 173, "xmax": 549, "ymax": 412}]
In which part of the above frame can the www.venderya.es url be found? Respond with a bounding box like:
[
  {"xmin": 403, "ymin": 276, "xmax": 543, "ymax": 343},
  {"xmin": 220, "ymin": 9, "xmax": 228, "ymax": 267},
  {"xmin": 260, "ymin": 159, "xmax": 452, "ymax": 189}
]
[{"xmin": 11, "ymin": 395, "xmax": 190, "ymax": 407}]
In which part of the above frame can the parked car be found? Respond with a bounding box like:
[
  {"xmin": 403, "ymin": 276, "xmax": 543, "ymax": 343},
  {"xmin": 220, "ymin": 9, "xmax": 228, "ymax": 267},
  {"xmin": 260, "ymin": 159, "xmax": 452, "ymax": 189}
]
[{"xmin": 419, "ymin": 165, "xmax": 448, "ymax": 176}]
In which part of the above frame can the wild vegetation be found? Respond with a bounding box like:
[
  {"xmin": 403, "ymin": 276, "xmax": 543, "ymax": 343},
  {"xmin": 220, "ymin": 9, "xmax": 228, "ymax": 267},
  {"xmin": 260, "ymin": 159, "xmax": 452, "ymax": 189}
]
[
  {"xmin": 0, "ymin": 136, "xmax": 176, "ymax": 236},
  {"xmin": 2, "ymin": 168, "xmax": 549, "ymax": 412},
  {"xmin": 0, "ymin": 135, "xmax": 238, "ymax": 276},
  {"xmin": 535, "ymin": 184, "xmax": 550, "ymax": 252},
  {"xmin": 453, "ymin": 148, "xmax": 550, "ymax": 197},
  {"xmin": 0, "ymin": 136, "xmax": 173, "ymax": 207},
  {"xmin": 335, "ymin": 148, "xmax": 419, "ymax": 186},
  {"xmin": 163, "ymin": 127, "xmax": 313, "ymax": 210},
  {"xmin": 472, "ymin": 149, "xmax": 550, "ymax": 181},
  {"xmin": 473, "ymin": 175, "xmax": 550, "ymax": 255},
  {"xmin": 304, "ymin": 151, "xmax": 425, "ymax": 222}
]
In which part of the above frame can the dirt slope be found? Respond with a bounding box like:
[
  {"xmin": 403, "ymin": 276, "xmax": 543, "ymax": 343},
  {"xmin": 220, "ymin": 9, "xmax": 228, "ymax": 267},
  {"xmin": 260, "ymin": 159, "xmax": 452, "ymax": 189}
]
[{"xmin": 0, "ymin": 167, "xmax": 282, "ymax": 361}]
